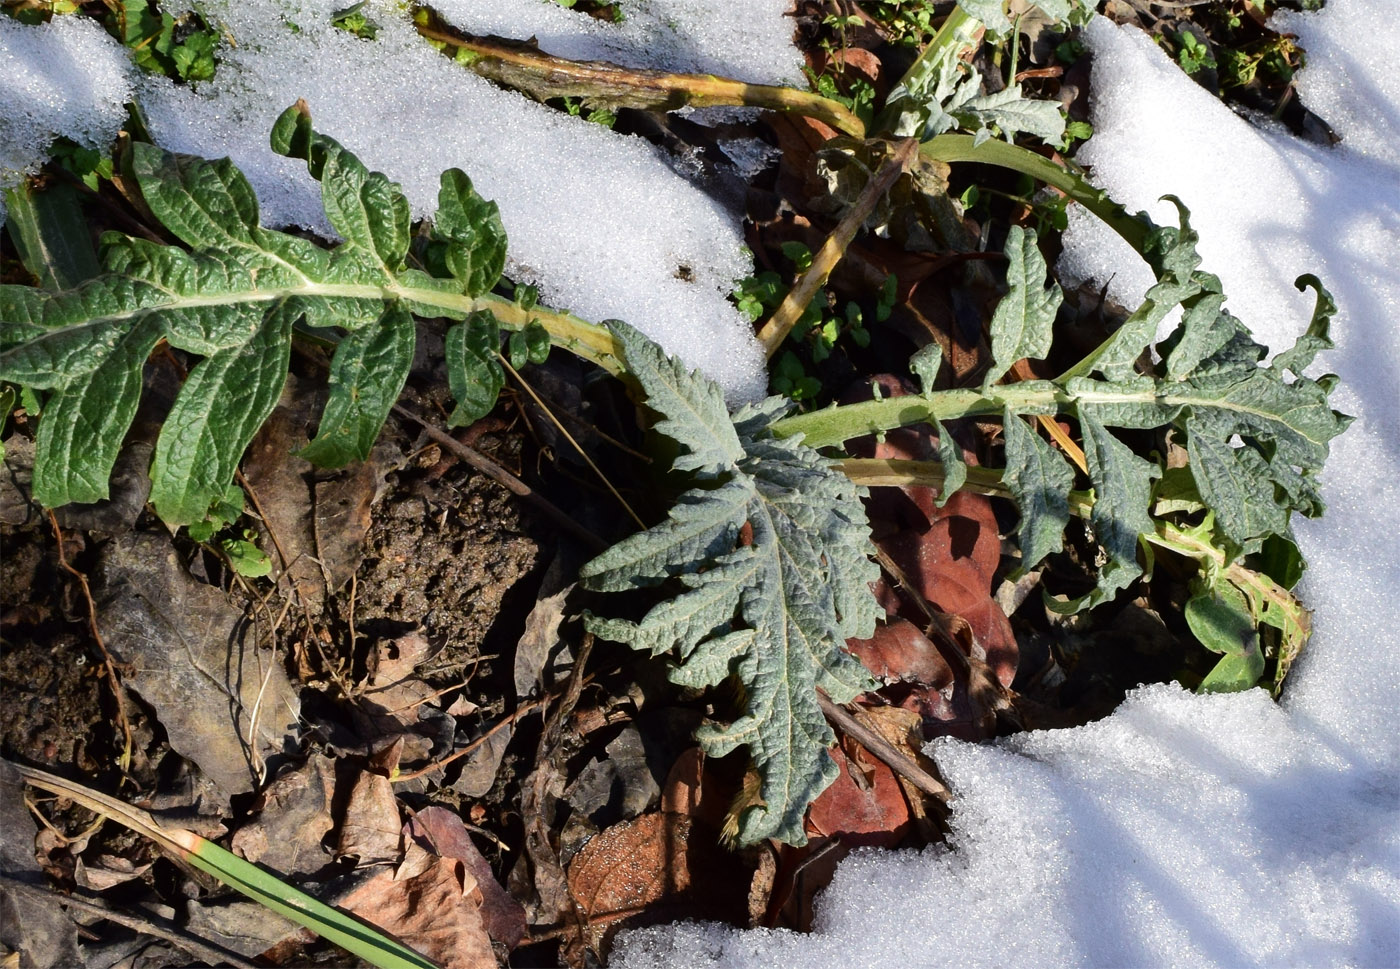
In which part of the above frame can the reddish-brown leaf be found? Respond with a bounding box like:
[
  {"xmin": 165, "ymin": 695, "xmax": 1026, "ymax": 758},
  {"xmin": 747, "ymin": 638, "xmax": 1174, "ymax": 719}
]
[
  {"xmin": 339, "ymin": 842, "xmax": 495, "ymax": 969},
  {"xmin": 406, "ymin": 807, "xmax": 527, "ymax": 951},
  {"xmin": 803, "ymin": 744, "xmax": 910, "ymax": 848}
]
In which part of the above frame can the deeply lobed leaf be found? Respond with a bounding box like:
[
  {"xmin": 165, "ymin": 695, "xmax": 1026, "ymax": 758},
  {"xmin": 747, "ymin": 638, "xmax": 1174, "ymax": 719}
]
[{"xmin": 582, "ymin": 322, "xmax": 880, "ymax": 845}]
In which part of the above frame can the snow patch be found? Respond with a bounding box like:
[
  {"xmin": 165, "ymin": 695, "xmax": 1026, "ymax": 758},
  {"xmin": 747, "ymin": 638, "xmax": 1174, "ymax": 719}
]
[
  {"xmin": 614, "ymin": 3, "xmax": 1400, "ymax": 966},
  {"xmin": 1, "ymin": 0, "xmax": 791, "ymax": 402},
  {"xmin": 0, "ymin": 14, "xmax": 134, "ymax": 223}
]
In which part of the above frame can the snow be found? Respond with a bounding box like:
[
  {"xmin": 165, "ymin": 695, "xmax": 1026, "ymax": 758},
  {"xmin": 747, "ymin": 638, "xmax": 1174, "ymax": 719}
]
[
  {"xmin": 0, "ymin": 0, "xmax": 790, "ymax": 402},
  {"xmin": 612, "ymin": 3, "xmax": 1400, "ymax": 967},
  {"xmin": 0, "ymin": 13, "xmax": 133, "ymax": 211}
]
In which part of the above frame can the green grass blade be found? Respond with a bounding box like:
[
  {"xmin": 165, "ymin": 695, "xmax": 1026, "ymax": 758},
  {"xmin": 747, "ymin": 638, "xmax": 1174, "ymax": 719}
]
[{"xmin": 9, "ymin": 762, "xmax": 441, "ymax": 969}]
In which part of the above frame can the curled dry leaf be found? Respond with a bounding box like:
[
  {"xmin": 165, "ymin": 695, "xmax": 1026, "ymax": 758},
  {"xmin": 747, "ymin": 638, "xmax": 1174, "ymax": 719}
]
[
  {"xmin": 338, "ymin": 841, "xmax": 495, "ymax": 969},
  {"xmin": 566, "ymin": 812, "xmax": 753, "ymax": 957},
  {"xmin": 407, "ymin": 806, "xmax": 527, "ymax": 951}
]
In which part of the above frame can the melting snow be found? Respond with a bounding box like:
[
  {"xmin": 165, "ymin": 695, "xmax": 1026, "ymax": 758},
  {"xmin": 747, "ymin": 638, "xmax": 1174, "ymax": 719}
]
[
  {"xmin": 0, "ymin": 0, "xmax": 789, "ymax": 402},
  {"xmin": 614, "ymin": 2, "xmax": 1400, "ymax": 966}
]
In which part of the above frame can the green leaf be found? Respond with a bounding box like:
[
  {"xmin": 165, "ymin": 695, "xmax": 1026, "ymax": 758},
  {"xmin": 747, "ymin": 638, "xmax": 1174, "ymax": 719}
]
[
  {"xmin": 984, "ymin": 225, "xmax": 1062, "ymax": 387},
  {"xmin": 1, "ymin": 104, "xmax": 570, "ymax": 524},
  {"xmin": 583, "ymin": 324, "xmax": 879, "ymax": 845},
  {"xmin": 934, "ymin": 422, "xmax": 968, "ymax": 507},
  {"xmin": 1076, "ymin": 407, "xmax": 1159, "ymax": 602},
  {"xmin": 149, "ymin": 305, "xmax": 292, "ymax": 525},
  {"xmin": 1184, "ymin": 427, "xmax": 1287, "ymax": 550},
  {"xmin": 271, "ymin": 103, "xmax": 410, "ymax": 272},
  {"xmin": 1001, "ymin": 409, "xmax": 1074, "ymax": 569},
  {"xmin": 129, "ymin": 143, "xmax": 259, "ymax": 249},
  {"xmin": 1188, "ymin": 582, "xmax": 1264, "ymax": 693},
  {"xmin": 909, "ymin": 342, "xmax": 942, "ymax": 394},
  {"xmin": 300, "ymin": 303, "xmax": 415, "ymax": 467},
  {"xmin": 955, "ymin": 85, "xmax": 1067, "ymax": 144},
  {"xmin": 957, "ymin": 0, "xmax": 1010, "ymax": 33},
  {"xmin": 445, "ymin": 310, "xmax": 504, "ymax": 427},
  {"xmin": 432, "ymin": 168, "xmax": 507, "ymax": 298},
  {"xmin": 3, "ymin": 181, "xmax": 101, "ymax": 290},
  {"xmin": 506, "ymin": 321, "xmax": 550, "ymax": 369},
  {"xmin": 32, "ymin": 318, "xmax": 162, "ymax": 507},
  {"xmin": 1271, "ymin": 274, "xmax": 1335, "ymax": 377},
  {"xmin": 608, "ymin": 320, "xmax": 743, "ymax": 477}
]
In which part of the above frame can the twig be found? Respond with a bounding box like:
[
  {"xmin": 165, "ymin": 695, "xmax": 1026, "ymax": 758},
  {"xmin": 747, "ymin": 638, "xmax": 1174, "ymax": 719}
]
[
  {"xmin": 757, "ymin": 138, "xmax": 920, "ymax": 356},
  {"xmin": 816, "ymin": 692, "xmax": 951, "ymax": 806},
  {"xmin": 0, "ymin": 873, "xmax": 261, "ymax": 969},
  {"xmin": 47, "ymin": 512, "xmax": 135, "ymax": 778},
  {"xmin": 391, "ymin": 403, "xmax": 608, "ymax": 552},
  {"xmin": 391, "ymin": 696, "xmax": 546, "ymax": 783},
  {"xmin": 414, "ymin": 24, "xmax": 866, "ymax": 138}
]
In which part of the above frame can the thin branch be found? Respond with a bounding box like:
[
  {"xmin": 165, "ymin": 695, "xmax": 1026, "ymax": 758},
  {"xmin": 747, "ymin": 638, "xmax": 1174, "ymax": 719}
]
[
  {"xmin": 47, "ymin": 512, "xmax": 134, "ymax": 778},
  {"xmin": 415, "ymin": 24, "xmax": 866, "ymax": 138},
  {"xmin": 391, "ymin": 403, "xmax": 608, "ymax": 552},
  {"xmin": 499, "ymin": 354, "xmax": 645, "ymax": 529},
  {"xmin": 0, "ymin": 873, "xmax": 261, "ymax": 969},
  {"xmin": 816, "ymin": 691, "xmax": 951, "ymax": 806}
]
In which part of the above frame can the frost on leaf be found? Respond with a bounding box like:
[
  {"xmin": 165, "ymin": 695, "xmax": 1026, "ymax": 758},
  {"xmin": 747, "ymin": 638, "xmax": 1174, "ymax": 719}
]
[
  {"xmin": 0, "ymin": 103, "xmax": 509, "ymax": 523},
  {"xmin": 581, "ymin": 322, "xmax": 881, "ymax": 846}
]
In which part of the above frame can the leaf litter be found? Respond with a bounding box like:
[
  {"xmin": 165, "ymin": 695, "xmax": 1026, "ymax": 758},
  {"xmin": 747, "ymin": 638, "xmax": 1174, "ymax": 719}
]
[{"xmin": 0, "ymin": 1, "xmax": 1382, "ymax": 967}]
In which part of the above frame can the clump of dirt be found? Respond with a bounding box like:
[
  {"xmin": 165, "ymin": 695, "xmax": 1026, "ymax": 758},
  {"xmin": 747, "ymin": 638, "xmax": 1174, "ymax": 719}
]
[{"xmin": 349, "ymin": 459, "xmax": 540, "ymax": 671}]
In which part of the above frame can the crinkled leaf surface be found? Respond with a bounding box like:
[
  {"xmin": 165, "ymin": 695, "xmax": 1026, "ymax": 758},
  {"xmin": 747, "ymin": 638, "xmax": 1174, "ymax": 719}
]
[
  {"xmin": 581, "ymin": 322, "xmax": 880, "ymax": 846},
  {"xmin": 985, "ymin": 205, "xmax": 1348, "ymax": 607},
  {"xmin": 984, "ymin": 225, "xmax": 1062, "ymax": 387},
  {"xmin": 0, "ymin": 104, "xmax": 510, "ymax": 522}
]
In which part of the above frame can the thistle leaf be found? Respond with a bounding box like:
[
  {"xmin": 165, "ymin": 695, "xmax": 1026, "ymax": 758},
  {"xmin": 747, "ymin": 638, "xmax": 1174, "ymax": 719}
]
[
  {"xmin": 300, "ymin": 303, "xmax": 415, "ymax": 467},
  {"xmin": 607, "ymin": 320, "xmax": 743, "ymax": 476},
  {"xmin": 149, "ymin": 305, "xmax": 292, "ymax": 524},
  {"xmin": 32, "ymin": 318, "xmax": 162, "ymax": 507},
  {"xmin": 1188, "ymin": 581, "xmax": 1264, "ymax": 693},
  {"xmin": 583, "ymin": 322, "xmax": 879, "ymax": 846},
  {"xmin": 444, "ymin": 310, "xmax": 505, "ymax": 428},
  {"xmin": 1001, "ymin": 409, "xmax": 1074, "ymax": 569},
  {"xmin": 433, "ymin": 169, "xmax": 507, "ymax": 299},
  {"xmin": 985, "ymin": 225, "xmax": 1062, "ymax": 388}
]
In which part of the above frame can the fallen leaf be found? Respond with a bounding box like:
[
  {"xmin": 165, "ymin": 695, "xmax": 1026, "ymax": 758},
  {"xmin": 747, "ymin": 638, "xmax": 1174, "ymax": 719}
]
[
  {"xmin": 846, "ymin": 617, "xmax": 954, "ymax": 690},
  {"xmin": 242, "ymin": 374, "xmax": 324, "ymax": 611},
  {"xmin": 336, "ymin": 769, "xmax": 402, "ymax": 866},
  {"xmin": 314, "ymin": 440, "xmax": 400, "ymax": 593},
  {"xmin": 94, "ymin": 532, "xmax": 301, "ymax": 802},
  {"xmin": 339, "ymin": 846, "xmax": 495, "ymax": 969},
  {"xmin": 407, "ymin": 806, "xmax": 527, "ymax": 951},
  {"xmin": 566, "ymin": 812, "xmax": 752, "ymax": 957},
  {"xmin": 230, "ymin": 754, "xmax": 336, "ymax": 877},
  {"xmin": 803, "ymin": 743, "xmax": 911, "ymax": 848},
  {"xmin": 73, "ymin": 854, "xmax": 153, "ymax": 891},
  {"xmin": 0, "ymin": 762, "xmax": 82, "ymax": 969}
]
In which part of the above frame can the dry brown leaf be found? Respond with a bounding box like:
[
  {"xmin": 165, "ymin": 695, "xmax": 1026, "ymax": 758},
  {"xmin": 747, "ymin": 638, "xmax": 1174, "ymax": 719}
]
[
  {"xmin": 407, "ymin": 807, "xmax": 527, "ymax": 951},
  {"xmin": 339, "ymin": 848, "xmax": 495, "ymax": 969},
  {"xmin": 230, "ymin": 755, "xmax": 336, "ymax": 876},
  {"xmin": 314, "ymin": 441, "xmax": 399, "ymax": 593},
  {"xmin": 242, "ymin": 375, "xmax": 324, "ymax": 611},
  {"xmin": 567, "ymin": 811, "xmax": 752, "ymax": 957},
  {"xmin": 803, "ymin": 744, "xmax": 911, "ymax": 848},
  {"xmin": 336, "ymin": 769, "xmax": 401, "ymax": 866}
]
